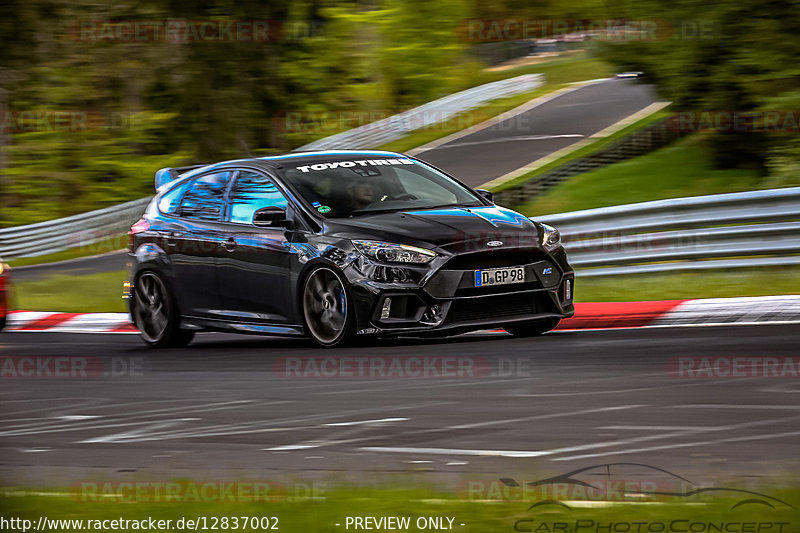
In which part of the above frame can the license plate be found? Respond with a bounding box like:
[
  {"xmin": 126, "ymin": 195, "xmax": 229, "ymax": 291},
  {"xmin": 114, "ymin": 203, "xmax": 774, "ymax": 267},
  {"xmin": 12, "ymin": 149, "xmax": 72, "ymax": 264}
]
[{"xmin": 474, "ymin": 266, "xmax": 526, "ymax": 287}]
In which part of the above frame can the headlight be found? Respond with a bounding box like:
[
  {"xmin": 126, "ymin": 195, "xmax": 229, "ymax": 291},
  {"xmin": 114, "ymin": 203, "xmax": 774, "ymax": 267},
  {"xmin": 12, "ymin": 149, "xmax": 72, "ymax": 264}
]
[
  {"xmin": 352, "ymin": 240, "xmax": 436, "ymax": 264},
  {"xmin": 541, "ymin": 223, "xmax": 561, "ymax": 251}
]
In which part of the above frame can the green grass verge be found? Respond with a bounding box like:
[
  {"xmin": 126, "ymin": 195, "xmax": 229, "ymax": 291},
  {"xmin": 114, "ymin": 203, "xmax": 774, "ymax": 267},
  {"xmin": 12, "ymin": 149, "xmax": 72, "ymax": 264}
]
[
  {"xmin": 1, "ymin": 484, "xmax": 798, "ymax": 533},
  {"xmin": 518, "ymin": 134, "xmax": 765, "ymax": 216},
  {"xmin": 576, "ymin": 266, "xmax": 800, "ymax": 302},
  {"xmin": 491, "ymin": 109, "xmax": 671, "ymax": 193},
  {"xmin": 12, "ymin": 269, "xmax": 127, "ymax": 313},
  {"xmin": 377, "ymin": 53, "xmax": 613, "ymax": 154},
  {"xmin": 6, "ymin": 234, "xmax": 128, "ymax": 268}
]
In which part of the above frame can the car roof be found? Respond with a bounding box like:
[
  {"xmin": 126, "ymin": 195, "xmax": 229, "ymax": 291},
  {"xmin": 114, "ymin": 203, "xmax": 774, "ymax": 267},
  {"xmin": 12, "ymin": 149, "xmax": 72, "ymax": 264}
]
[
  {"xmin": 259, "ymin": 150, "xmax": 405, "ymax": 162},
  {"xmin": 160, "ymin": 150, "xmax": 410, "ymax": 191}
]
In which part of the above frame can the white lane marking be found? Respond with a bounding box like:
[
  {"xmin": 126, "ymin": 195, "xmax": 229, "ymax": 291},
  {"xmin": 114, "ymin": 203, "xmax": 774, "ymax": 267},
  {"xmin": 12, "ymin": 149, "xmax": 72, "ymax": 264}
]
[
  {"xmin": 555, "ymin": 429, "xmax": 800, "ymax": 462},
  {"xmin": 361, "ymin": 446, "xmax": 548, "ymax": 458},
  {"xmin": 673, "ymin": 404, "xmax": 800, "ymax": 410},
  {"xmin": 408, "ymin": 81, "xmax": 608, "ymax": 156},
  {"xmin": 78, "ymin": 419, "xmax": 200, "ymax": 444},
  {"xmin": 0, "ymin": 400, "xmax": 272, "ymax": 436},
  {"xmin": 57, "ymin": 415, "xmax": 101, "ymax": 421},
  {"xmin": 479, "ymin": 100, "xmax": 671, "ymax": 188},
  {"xmin": 106, "ymin": 399, "xmax": 260, "ymax": 418},
  {"xmin": 598, "ymin": 425, "xmax": 720, "ymax": 431},
  {"xmin": 324, "ymin": 417, "xmax": 409, "ymax": 427},
  {"xmin": 512, "ymin": 387, "xmax": 654, "ymax": 397},
  {"xmin": 538, "ymin": 414, "xmax": 800, "ymax": 460},
  {"xmin": 312, "ymin": 375, "xmax": 548, "ymax": 396},
  {"xmin": 265, "ymin": 444, "xmax": 319, "ymax": 451},
  {"xmin": 445, "ymin": 405, "xmax": 645, "ymax": 430},
  {"xmin": 434, "ymin": 134, "xmax": 584, "ymax": 150},
  {"xmin": 70, "ymin": 402, "xmax": 445, "ymax": 444},
  {"xmin": 363, "ymin": 414, "xmax": 800, "ymax": 460},
  {"xmin": 264, "ymin": 418, "xmax": 411, "ymax": 452}
]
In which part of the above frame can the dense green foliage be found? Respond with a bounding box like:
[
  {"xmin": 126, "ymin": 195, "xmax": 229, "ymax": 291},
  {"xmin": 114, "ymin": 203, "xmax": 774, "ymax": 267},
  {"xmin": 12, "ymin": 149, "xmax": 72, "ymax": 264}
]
[
  {"xmin": 1, "ymin": 0, "xmax": 798, "ymax": 227},
  {"xmin": 0, "ymin": 0, "xmax": 483, "ymax": 226},
  {"xmin": 594, "ymin": 0, "xmax": 800, "ymax": 174}
]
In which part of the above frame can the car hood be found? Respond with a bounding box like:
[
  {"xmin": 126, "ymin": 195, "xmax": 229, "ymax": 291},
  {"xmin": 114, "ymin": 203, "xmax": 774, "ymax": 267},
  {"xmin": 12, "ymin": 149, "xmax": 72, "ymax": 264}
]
[{"xmin": 323, "ymin": 206, "xmax": 542, "ymax": 251}]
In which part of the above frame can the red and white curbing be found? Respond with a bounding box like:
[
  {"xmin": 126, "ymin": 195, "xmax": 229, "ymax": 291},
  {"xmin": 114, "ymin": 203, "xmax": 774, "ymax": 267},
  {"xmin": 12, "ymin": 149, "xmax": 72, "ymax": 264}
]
[
  {"xmin": 5, "ymin": 311, "xmax": 136, "ymax": 333},
  {"xmin": 4, "ymin": 295, "xmax": 799, "ymax": 334}
]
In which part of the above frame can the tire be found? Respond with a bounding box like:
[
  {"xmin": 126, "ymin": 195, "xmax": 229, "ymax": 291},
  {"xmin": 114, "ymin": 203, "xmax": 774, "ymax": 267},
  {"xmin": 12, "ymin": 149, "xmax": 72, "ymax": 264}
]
[
  {"xmin": 504, "ymin": 317, "xmax": 560, "ymax": 337},
  {"xmin": 301, "ymin": 266, "xmax": 356, "ymax": 348},
  {"xmin": 131, "ymin": 271, "xmax": 194, "ymax": 348}
]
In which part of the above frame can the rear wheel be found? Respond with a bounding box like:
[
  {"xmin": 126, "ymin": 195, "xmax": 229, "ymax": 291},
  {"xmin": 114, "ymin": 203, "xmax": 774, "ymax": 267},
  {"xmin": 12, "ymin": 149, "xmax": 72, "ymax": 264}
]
[
  {"xmin": 504, "ymin": 317, "xmax": 560, "ymax": 337},
  {"xmin": 132, "ymin": 271, "xmax": 194, "ymax": 348},
  {"xmin": 302, "ymin": 266, "xmax": 355, "ymax": 347}
]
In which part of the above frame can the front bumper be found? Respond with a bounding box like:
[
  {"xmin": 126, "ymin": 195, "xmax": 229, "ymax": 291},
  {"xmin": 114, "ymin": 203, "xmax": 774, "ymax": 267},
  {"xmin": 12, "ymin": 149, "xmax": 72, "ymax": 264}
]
[{"xmin": 347, "ymin": 249, "xmax": 574, "ymax": 335}]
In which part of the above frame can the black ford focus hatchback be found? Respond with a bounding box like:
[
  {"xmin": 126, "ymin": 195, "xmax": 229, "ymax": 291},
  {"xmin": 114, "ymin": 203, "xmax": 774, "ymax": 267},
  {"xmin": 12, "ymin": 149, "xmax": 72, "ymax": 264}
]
[{"xmin": 126, "ymin": 150, "xmax": 574, "ymax": 347}]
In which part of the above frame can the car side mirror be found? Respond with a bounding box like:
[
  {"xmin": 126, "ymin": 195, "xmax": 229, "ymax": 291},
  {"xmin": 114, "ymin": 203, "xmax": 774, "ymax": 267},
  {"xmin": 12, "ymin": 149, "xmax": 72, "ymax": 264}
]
[
  {"xmin": 476, "ymin": 189, "xmax": 494, "ymax": 203},
  {"xmin": 253, "ymin": 206, "xmax": 292, "ymax": 228}
]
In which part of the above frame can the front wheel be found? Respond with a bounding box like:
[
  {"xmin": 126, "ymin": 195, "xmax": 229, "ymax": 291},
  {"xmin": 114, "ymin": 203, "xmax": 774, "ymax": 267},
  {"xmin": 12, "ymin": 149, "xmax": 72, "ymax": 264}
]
[
  {"xmin": 302, "ymin": 266, "xmax": 355, "ymax": 348},
  {"xmin": 131, "ymin": 271, "xmax": 194, "ymax": 348},
  {"xmin": 504, "ymin": 317, "xmax": 560, "ymax": 337}
]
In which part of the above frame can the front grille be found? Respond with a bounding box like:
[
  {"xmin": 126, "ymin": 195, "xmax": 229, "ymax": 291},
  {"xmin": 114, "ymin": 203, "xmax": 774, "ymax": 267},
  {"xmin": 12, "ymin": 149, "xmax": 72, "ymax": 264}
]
[
  {"xmin": 443, "ymin": 250, "xmax": 545, "ymax": 270},
  {"xmin": 449, "ymin": 293, "xmax": 537, "ymax": 323},
  {"xmin": 455, "ymin": 280, "xmax": 541, "ymax": 297}
]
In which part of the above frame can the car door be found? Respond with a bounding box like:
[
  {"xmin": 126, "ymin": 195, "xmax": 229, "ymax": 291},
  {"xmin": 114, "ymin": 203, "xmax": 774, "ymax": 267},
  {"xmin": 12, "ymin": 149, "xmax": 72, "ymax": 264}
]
[
  {"xmin": 164, "ymin": 170, "xmax": 233, "ymax": 318},
  {"xmin": 216, "ymin": 169, "xmax": 295, "ymax": 323}
]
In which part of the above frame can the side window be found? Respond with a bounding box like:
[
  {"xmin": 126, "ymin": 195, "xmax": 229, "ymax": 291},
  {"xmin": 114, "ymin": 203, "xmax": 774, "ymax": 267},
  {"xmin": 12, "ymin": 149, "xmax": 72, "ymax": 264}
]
[
  {"xmin": 178, "ymin": 171, "xmax": 232, "ymax": 221},
  {"xmin": 228, "ymin": 170, "xmax": 289, "ymax": 224},
  {"xmin": 158, "ymin": 179, "xmax": 192, "ymax": 215}
]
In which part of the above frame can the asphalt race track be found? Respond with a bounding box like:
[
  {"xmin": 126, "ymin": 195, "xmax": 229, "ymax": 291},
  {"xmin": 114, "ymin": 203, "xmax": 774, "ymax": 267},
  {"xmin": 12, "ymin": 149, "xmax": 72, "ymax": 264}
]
[
  {"xmin": 2, "ymin": 324, "xmax": 799, "ymax": 488},
  {"xmin": 416, "ymin": 78, "xmax": 656, "ymax": 187}
]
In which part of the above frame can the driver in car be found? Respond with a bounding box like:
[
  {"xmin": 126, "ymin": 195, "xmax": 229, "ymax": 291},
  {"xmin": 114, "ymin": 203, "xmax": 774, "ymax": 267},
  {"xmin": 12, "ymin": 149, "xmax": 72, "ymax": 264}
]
[{"xmin": 347, "ymin": 178, "xmax": 377, "ymax": 211}]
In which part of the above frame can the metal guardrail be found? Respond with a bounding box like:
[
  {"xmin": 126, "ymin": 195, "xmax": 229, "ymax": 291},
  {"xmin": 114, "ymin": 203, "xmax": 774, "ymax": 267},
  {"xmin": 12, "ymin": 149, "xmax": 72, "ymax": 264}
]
[
  {"xmin": 2, "ymin": 187, "xmax": 798, "ymax": 278},
  {"xmin": 295, "ymin": 74, "xmax": 544, "ymax": 151},
  {"xmin": 0, "ymin": 197, "xmax": 152, "ymax": 259},
  {"xmin": 537, "ymin": 187, "xmax": 800, "ymax": 277}
]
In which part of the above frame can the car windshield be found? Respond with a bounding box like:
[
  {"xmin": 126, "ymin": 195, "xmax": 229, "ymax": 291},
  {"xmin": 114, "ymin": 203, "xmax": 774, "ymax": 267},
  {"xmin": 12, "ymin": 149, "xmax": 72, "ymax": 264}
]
[{"xmin": 279, "ymin": 157, "xmax": 483, "ymax": 218}]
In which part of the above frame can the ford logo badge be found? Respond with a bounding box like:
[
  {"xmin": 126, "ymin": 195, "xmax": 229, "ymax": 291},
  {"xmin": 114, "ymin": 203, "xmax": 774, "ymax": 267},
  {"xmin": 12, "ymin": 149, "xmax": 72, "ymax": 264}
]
[{"xmin": 487, "ymin": 241, "xmax": 503, "ymax": 247}]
